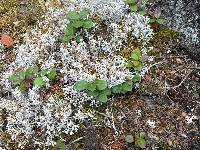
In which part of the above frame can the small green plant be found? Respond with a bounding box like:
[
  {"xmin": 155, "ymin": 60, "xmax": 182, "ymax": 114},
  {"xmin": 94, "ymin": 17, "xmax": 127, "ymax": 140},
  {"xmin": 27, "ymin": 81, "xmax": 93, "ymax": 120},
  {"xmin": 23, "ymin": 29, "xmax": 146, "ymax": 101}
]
[
  {"xmin": 8, "ymin": 66, "xmax": 57, "ymax": 93},
  {"xmin": 111, "ymin": 80, "xmax": 133, "ymax": 94},
  {"xmin": 135, "ymin": 132, "xmax": 146, "ymax": 148},
  {"xmin": 125, "ymin": 132, "xmax": 146, "ymax": 149},
  {"xmin": 127, "ymin": 48, "xmax": 143, "ymax": 71},
  {"xmin": 74, "ymin": 79, "xmax": 111, "ymax": 103},
  {"xmin": 74, "ymin": 75, "xmax": 141, "ymax": 103},
  {"xmin": 150, "ymin": 17, "xmax": 165, "ymax": 25},
  {"xmin": 64, "ymin": 9, "xmax": 93, "ymax": 43},
  {"xmin": 125, "ymin": 0, "xmax": 148, "ymax": 15},
  {"xmin": 112, "ymin": 74, "xmax": 141, "ymax": 94}
]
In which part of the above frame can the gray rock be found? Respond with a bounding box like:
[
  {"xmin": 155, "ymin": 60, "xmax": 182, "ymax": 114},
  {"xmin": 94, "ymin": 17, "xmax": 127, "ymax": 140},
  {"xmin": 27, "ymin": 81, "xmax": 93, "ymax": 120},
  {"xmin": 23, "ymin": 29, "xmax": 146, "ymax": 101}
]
[{"xmin": 155, "ymin": 0, "xmax": 200, "ymax": 56}]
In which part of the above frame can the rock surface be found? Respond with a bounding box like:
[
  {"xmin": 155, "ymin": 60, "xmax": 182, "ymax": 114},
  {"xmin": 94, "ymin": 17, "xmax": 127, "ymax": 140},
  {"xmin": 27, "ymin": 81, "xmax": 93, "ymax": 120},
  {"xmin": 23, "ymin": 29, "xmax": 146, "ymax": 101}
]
[{"xmin": 156, "ymin": 0, "xmax": 200, "ymax": 56}]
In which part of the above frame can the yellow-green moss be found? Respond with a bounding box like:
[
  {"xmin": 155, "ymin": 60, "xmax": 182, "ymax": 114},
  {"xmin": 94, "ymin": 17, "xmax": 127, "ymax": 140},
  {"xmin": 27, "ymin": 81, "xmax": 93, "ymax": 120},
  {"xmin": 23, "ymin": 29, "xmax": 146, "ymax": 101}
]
[
  {"xmin": 150, "ymin": 27, "xmax": 180, "ymax": 49},
  {"xmin": 0, "ymin": 0, "xmax": 46, "ymax": 39}
]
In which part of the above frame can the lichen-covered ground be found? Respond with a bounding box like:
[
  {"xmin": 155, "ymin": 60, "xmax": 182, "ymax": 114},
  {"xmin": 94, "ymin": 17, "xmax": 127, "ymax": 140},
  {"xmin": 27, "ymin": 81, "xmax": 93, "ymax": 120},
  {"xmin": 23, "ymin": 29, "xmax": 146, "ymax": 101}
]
[{"xmin": 0, "ymin": 0, "xmax": 199, "ymax": 150}]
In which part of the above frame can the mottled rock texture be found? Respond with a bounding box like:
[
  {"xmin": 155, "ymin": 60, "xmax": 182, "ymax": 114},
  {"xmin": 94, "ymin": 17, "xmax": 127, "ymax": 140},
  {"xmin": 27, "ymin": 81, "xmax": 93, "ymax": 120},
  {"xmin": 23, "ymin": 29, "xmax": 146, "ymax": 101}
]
[{"xmin": 156, "ymin": 0, "xmax": 200, "ymax": 57}]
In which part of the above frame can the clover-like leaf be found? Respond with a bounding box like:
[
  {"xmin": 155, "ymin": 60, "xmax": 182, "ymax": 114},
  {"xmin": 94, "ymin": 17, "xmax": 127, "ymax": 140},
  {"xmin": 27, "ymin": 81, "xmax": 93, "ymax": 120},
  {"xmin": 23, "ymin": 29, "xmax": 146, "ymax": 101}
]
[
  {"xmin": 132, "ymin": 74, "xmax": 141, "ymax": 82},
  {"xmin": 101, "ymin": 88, "xmax": 111, "ymax": 96},
  {"xmin": 66, "ymin": 11, "xmax": 79, "ymax": 20},
  {"xmin": 18, "ymin": 82, "xmax": 26, "ymax": 93},
  {"xmin": 139, "ymin": 132, "xmax": 146, "ymax": 138},
  {"xmin": 65, "ymin": 24, "xmax": 75, "ymax": 36},
  {"xmin": 63, "ymin": 34, "xmax": 74, "ymax": 43},
  {"xmin": 33, "ymin": 77, "xmax": 45, "ymax": 87},
  {"xmin": 79, "ymin": 10, "xmax": 89, "ymax": 19},
  {"xmin": 88, "ymin": 90, "xmax": 99, "ymax": 97},
  {"xmin": 112, "ymin": 84, "xmax": 123, "ymax": 94},
  {"xmin": 133, "ymin": 48, "xmax": 142, "ymax": 57},
  {"xmin": 136, "ymin": 138, "xmax": 146, "ymax": 148},
  {"xmin": 131, "ymin": 53, "xmax": 139, "ymax": 60},
  {"xmin": 133, "ymin": 60, "xmax": 140, "ymax": 67},
  {"xmin": 74, "ymin": 80, "xmax": 89, "ymax": 91},
  {"xmin": 122, "ymin": 81, "xmax": 133, "ymax": 92},
  {"xmin": 127, "ymin": 61, "xmax": 134, "ymax": 68},
  {"xmin": 94, "ymin": 79, "xmax": 107, "ymax": 91},
  {"xmin": 87, "ymin": 83, "xmax": 96, "ymax": 92},
  {"xmin": 19, "ymin": 70, "xmax": 26, "ymax": 81},
  {"xmin": 134, "ymin": 62, "xmax": 143, "ymax": 71},
  {"xmin": 8, "ymin": 74, "xmax": 18, "ymax": 81},
  {"xmin": 96, "ymin": 93, "xmax": 108, "ymax": 103},
  {"xmin": 130, "ymin": 5, "xmax": 138, "ymax": 12},
  {"xmin": 47, "ymin": 69, "xmax": 56, "ymax": 80},
  {"xmin": 25, "ymin": 66, "xmax": 38, "ymax": 77},
  {"xmin": 83, "ymin": 19, "xmax": 93, "ymax": 28},
  {"xmin": 72, "ymin": 20, "xmax": 84, "ymax": 28}
]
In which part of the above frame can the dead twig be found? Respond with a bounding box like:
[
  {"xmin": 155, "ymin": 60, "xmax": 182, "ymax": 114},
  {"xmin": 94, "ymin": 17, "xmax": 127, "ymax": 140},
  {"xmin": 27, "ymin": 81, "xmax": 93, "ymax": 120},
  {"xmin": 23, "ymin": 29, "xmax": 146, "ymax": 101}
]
[
  {"xmin": 163, "ymin": 69, "xmax": 193, "ymax": 90},
  {"xmin": 65, "ymin": 137, "xmax": 83, "ymax": 148}
]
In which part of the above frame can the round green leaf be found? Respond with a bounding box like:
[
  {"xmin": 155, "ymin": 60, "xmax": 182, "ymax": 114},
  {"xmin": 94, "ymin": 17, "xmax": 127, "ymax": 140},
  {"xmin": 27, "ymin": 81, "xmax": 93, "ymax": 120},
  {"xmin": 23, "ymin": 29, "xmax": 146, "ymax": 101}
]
[
  {"xmin": 134, "ymin": 62, "xmax": 143, "ymax": 71},
  {"xmin": 130, "ymin": 5, "xmax": 138, "ymax": 12},
  {"xmin": 88, "ymin": 91, "xmax": 99, "ymax": 97},
  {"xmin": 83, "ymin": 19, "xmax": 93, "ymax": 28},
  {"xmin": 102, "ymin": 88, "xmax": 111, "ymax": 96},
  {"xmin": 72, "ymin": 20, "xmax": 84, "ymax": 28},
  {"xmin": 131, "ymin": 53, "xmax": 139, "ymax": 60},
  {"xmin": 66, "ymin": 11, "xmax": 79, "ymax": 20},
  {"xmin": 122, "ymin": 81, "xmax": 133, "ymax": 92},
  {"xmin": 133, "ymin": 61, "xmax": 140, "ymax": 67},
  {"xmin": 94, "ymin": 80, "xmax": 107, "ymax": 91},
  {"xmin": 19, "ymin": 70, "xmax": 26, "ymax": 81},
  {"xmin": 96, "ymin": 93, "xmax": 108, "ymax": 103},
  {"xmin": 132, "ymin": 74, "xmax": 141, "ymax": 82},
  {"xmin": 112, "ymin": 85, "xmax": 123, "ymax": 94},
  {"xmin": 133, "ymin": 48, "xmax": 142, "ymax": 57},
  {"xmin": 74, "ymin": 80, "xmax": 89, "ymax": 91},
  {"xmin": 47, "ymin": 69, "xmax": 56, "ymax": 80},
  {"xmin": 87, "ymin": 83, "xmax": 96, "ymax": 92},
  {"xmin": 79, "ymin": 10, "xmax": 89, "ymax": 19},
  {"xmin": 8, "ymin": 74, "xmax": 18, "ymax": 81},
  {"xmin": 65, "ymin": 24, "xmax": 75, "ymax": 36},
  {"xmin": 127, "ymin": 61, "xmax": 133, "ymax": 68},
  {"xmin": 26, "ymin": 66, "xmax": 38, "ymax": 77},
  {"xmin": 33, "ymin": 77, "xmax": 45, "ymax": 87},
  {"xmin": 139, "ymin": 132, "xmax": 146, "ymax": 138},
  {"xmin": 18, "ymin": 83, "xmax": 26, "ymax": 93},
  {"xmin": 136, "ymin": 138, "xmax": 146, "ymax": 148},
  {"xmin": 63, "ymin": 34, "xmax": 74, "ymax": 43}
]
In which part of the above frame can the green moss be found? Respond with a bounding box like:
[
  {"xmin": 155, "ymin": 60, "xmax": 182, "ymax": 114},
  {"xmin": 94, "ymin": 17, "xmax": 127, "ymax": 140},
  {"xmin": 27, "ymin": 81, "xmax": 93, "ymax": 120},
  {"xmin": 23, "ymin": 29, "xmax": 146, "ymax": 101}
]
[
  {"xmin": 0, "ymin": 0, "xmax": 45, "ymax": 39},
  {"xmin": 150, "ymin": 27, "xmax": 180, "ymax": 49}
]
